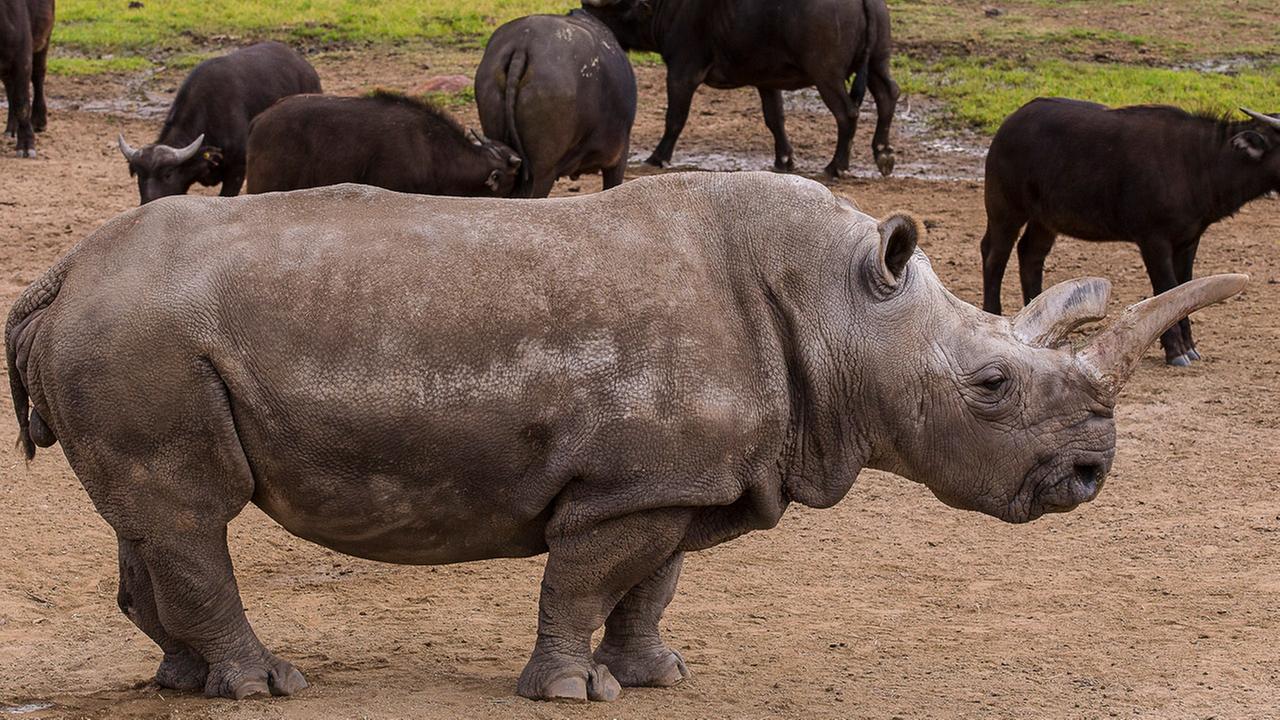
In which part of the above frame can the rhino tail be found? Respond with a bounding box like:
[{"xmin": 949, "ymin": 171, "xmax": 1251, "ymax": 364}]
[
  {"xmin": 6, "ymin": 258, "xmax": 69, "ymax": 460},
  {"xmin": 504, "ymin": 47, "xmax": 530, "ymax": 187}
]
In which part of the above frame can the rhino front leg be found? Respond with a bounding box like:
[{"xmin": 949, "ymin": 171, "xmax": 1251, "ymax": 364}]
[
  {"xmin": 134, "ymin": 524, "xmax": 307, "ymax": 699},
  {"xmin": 117, "ymin": 537, "xmax": 209, "ymax": 691},
  {"xmin": 517, "ymin": 507, "xmax": 692, "ymax": 702},
  {"xmin": 593, "ymin": 552, "xmax": 690, "ymax": 687}
]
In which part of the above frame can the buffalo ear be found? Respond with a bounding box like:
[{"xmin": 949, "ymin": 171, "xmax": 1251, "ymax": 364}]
[
  {"xmin": 485, "ymin": 169, "xmax": 503, "ymax": 192},
  {"xmin": 201, "ymin": 146, "xmax": 224, "ymax": 168},
  {"xmin": 1231, "ymin": 130, "xmax": 1270, "ymax": 161},
  {"xmin": 876, "ymin": 212, "xmax": 920, "ymax": 286}
]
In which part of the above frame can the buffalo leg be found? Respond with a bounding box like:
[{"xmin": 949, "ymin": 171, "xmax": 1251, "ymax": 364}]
[
  {"xmin": 527, "ymin": 170, "xmax": 558, "ymax": 199},
  {"xmin": 648, "ymin": 68, "xmax": 704, "ymax": 168},
  {"xmin": 758, "ymin": 88, "xmax": 794, "ymax": 172},
  {"xmin": 980, "ymin": 215, "xmax": 1025, "ymax": 315},
  {"xmin": 865, "ymin": 53, "xmax": 899, "ymax": 177},
  {"xmin": 592, "ymin": 553, "xmax": 689, "ymax": 688},
  {"xmin": 517, "ymin": 507, "xmax": 692, "ymax": 702},
  {"xmin": 6, "ymin": 55, "xmax": 34, "ymax": 156},
  {"xmin": 117, "ymin": 537, "xmax": 210, "ymax": 691},
  {"xmin": 1173, "ymin": 237, "xmax": 1201, "ymax": 361},
  {"xmin": 1138, "ymin": 241, "xmax": 1189, "ymax": 365},
  {"xmin": 601, "ymin": 161, "xmax": 626, "ymax": 191},
  {"xmin": 32, "ymin": 46, "xmax": 47, "ymax": 132},
  {"xmin": 3, "ymin": 73, "xmax": 14, "ymax": 136},
  {"xmin": 134, "ymin": 522, "xmax": 308, "ymax": 699},
  {"xmin": 815, "ymin": 79, "xmax": 857, "ymax": 178},
  {"xmin": 219, "ymin": 168, "xmax": 245, "ymax": 198},
  {"xmin": 1015, "ymin": 222, "xmax": 1057, "ymax": 305}
]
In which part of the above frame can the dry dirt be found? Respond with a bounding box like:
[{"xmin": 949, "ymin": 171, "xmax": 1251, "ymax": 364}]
[{"xmin": 1, "ymin": 46, "xmax": 1278, "ymax": 720}]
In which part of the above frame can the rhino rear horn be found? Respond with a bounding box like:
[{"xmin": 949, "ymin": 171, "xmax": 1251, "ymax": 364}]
[
  {"xmin": 1076, "ymin": 274, "xmax": 1248, "ymax": 396},
  {"xmin": 1012, "ymin": 277, "xmax": 1111, "ymax": 347}
]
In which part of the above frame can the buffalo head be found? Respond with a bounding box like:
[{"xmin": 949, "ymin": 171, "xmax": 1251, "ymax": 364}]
[
  {"xmin": 118, "ymin": 133, "xmax": 224, "ymax": 205},
  {"xmin": 1235, "ymin": 108, "xmax": 1280, "ymax": 187},
  {"xmin": 580, "ymin": 0, "xmax": 658, "ymax": 52}
]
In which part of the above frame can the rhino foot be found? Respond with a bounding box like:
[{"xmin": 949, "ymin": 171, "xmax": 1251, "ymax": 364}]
[
  {"xmin": 517, "ymin": 658, "xmax": 621, "ymax": 702},
  {"xmin": 593, "ymin": 644, "xmax": 689, "ymax": 687},
  {"xmin": 155, "ymin": 647, "xmax": 209, "ymax": 691},
  {"xmin": 204, "ymin": 655, "xmax": 307, "ymax": 700}
]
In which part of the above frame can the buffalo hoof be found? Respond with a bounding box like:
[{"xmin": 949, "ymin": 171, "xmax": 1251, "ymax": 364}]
[
  {"xmin": 518, "ymin": 660, "xmax": 621, "ymax": 702},
  {"xmin": 823, "ymin": 163, "xmax": 848, "ymax": 179},
  {"xmin": 875, "ymin": 149, "xmax": 896, "ymax": 177},
  {"xmin": 1166, "ymin": 353, "xmax": 1192, "ymax": 367},
  {"xmin": 16, "ymin": 147, "xmax": 36, "ymax": 159},
  {"xmin": 593, "ymin": 645, "xmax": 690, "ymax": 688},
  {"xmin": 204, "ymin": 656, "xmax": 307, "ymax": 700},
  {"xmin": 1185, "ymin": 347, "xmax": 1202, "ymax": 362},
  {"xmin": 155, "ymin": 647, "xmax": 210, "ymax": 691},
  {"xmin": 644, "ymin": 154, "xmax": 670, "ymax": 169},
  {"xmin": 772, "ymin": 155, "xmax": 795, "ymax": 173}
]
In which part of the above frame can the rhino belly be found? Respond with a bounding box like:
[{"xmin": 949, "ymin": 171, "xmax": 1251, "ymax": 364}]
[{"xmin": 249, "ymin": 468, "xmax": 553, "ymax": 565}]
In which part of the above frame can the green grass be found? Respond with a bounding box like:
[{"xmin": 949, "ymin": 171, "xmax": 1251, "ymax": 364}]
[
  {"xmin": 46, "ymin": 55, "xmax": 152, "ymax": 76},
  {"xmin": 55, "ymin": 0, "xmax": 576, "ymax": 53},
  {"xmin": 896, "ymin": 56, "xmax": 1280, "ymax": 132}
]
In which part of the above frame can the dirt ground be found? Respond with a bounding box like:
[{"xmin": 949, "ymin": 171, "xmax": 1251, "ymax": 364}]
[{"xmin": 1, "ymin": 45, "xmax": 1278, "ymax": 720}]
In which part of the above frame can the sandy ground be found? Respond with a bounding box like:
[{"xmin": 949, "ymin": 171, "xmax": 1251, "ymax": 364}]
[{"xmin": 1, "ymin": 46, "xmax": 1278, "ymax": 720}]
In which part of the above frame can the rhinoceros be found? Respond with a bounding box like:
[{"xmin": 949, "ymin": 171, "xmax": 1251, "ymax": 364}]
[{"xmin": 5, "ymin": 172, "xmax": 1245, "ymax": 703}]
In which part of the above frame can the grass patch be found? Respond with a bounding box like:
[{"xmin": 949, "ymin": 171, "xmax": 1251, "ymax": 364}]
[
  {"xmin": 897, "ymin": 56, "xmax": 1280, "ymax": 132},
  {"xmin": 54, "ymin": 0, "xmax": 577, "ymax": 53},
  {"xmin": 46, "ymin": 55, "xmax": 152, "ymax": 76},
  {"xmin": 420, "ymin": 86, "xmax": 476, "ymax": 110}
]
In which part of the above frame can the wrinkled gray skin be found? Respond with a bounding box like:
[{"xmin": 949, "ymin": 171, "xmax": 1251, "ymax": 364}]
[{"xmin": 6, "ymin": 173, "xmax": 1245, "ymax": 703}]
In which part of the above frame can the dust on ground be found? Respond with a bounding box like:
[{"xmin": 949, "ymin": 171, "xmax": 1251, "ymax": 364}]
[{"xmin": 1, "ymin": 43, "xmax": 1277, "ymax": 720}]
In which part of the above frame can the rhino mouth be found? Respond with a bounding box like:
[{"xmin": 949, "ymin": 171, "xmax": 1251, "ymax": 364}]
[{"xmin": 1009, "ymin": 450, "xmax": 1115, "ymax": 523}]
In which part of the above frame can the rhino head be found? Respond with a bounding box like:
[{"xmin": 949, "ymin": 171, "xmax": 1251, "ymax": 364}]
[{"xmin": 817, "ymin": 212, "xmax": 1246, "ymax": 523}]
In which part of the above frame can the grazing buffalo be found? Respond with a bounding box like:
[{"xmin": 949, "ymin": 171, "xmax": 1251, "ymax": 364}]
[
  {"xmin": 117, "ymin": 41, "xmax": 321, "ymax": 204},
  {"xmin": 981, "ymin": 98, "xmax": 1279, "ymax": 365},
  {"xmin": 1, "ymin": 0, "xmax": 55, "ymax": 158},
  {"xmin": 476, "ymin": 10, "xmax": 637, "ymax": 197},
  {"xmin": 581, "ymin": 0, "xmax": 898, "ymax": 177},
  {"xmin": 245, "ymin": 92, "xmax": 522, "ymax": 197},
  {"xmin": 7, "ymin": 172, "xmax": 1244, "ymax": 702}
]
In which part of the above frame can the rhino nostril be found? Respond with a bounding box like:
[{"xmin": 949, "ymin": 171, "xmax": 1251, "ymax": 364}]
[{"xmin": 1073, "ymin": 461, "xmax": 1104, "ymax": 491}]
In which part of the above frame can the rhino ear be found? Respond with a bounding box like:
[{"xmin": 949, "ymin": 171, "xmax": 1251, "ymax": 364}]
[{"xmin": 876, "ymin": 213, "xmax": 920, "ymax": 286}]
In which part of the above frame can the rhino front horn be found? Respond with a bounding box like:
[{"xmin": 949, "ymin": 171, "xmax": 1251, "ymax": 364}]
[{"xmin": 1076, "ymin": 274, "xmax": 1248, "ymax": 395}]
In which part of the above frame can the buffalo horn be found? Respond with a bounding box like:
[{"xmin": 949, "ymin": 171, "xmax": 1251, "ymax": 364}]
[
  {"xmin": 1241, "ymin": 107, "xmax": 1280, "ymax": 130},
  {"xmin": 117, "ymin": 134, "xmax": 141, "ymax": 162}
]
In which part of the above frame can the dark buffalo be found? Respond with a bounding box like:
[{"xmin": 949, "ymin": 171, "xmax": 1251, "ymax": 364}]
[
  {"xmin": 581, "ymin": 0, "xmax": 898, "ymax": 177},
  {"xmin": 2, "ymin": 0, "xmax": 54, "ymax": 158},
  {"xmin": 117, "ymin": 41, "xmax": 321, "ymax": 204},
  {"xmin": 245, "ymin": 91, "xmax": 522, "ymax": 197},
  {"xmin": 476, "ymin": 9, "xmax": 637, "ymax": 197},
  {"xmin": 981, "ymin": 98, "xmax": 1280, "ymax": 366}
]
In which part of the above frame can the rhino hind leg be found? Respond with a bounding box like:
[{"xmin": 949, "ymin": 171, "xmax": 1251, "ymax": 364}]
[
  {"xmin": 117, "ymin": 537, "xmax": 209, "ymax": 691},
  {"xmin": 132, "ymin": 522, "xmax": 307, "ymax": 699},
  {"xmin": 517, "ymin": 507, "xmax": 693, "ymax": 702},
  {"xmin": 592, "ymin": 552, "xmax": 690, "ymax": 688}
]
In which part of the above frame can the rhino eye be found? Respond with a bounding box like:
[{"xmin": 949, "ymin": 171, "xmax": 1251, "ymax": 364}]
[
  {"xmin": 980, "ymin": 374, "xmax": 1006, "ymax": 392},
  {"xmin": 972, "ymin": 366, "xmax": 1010, "ymax": 395}
]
